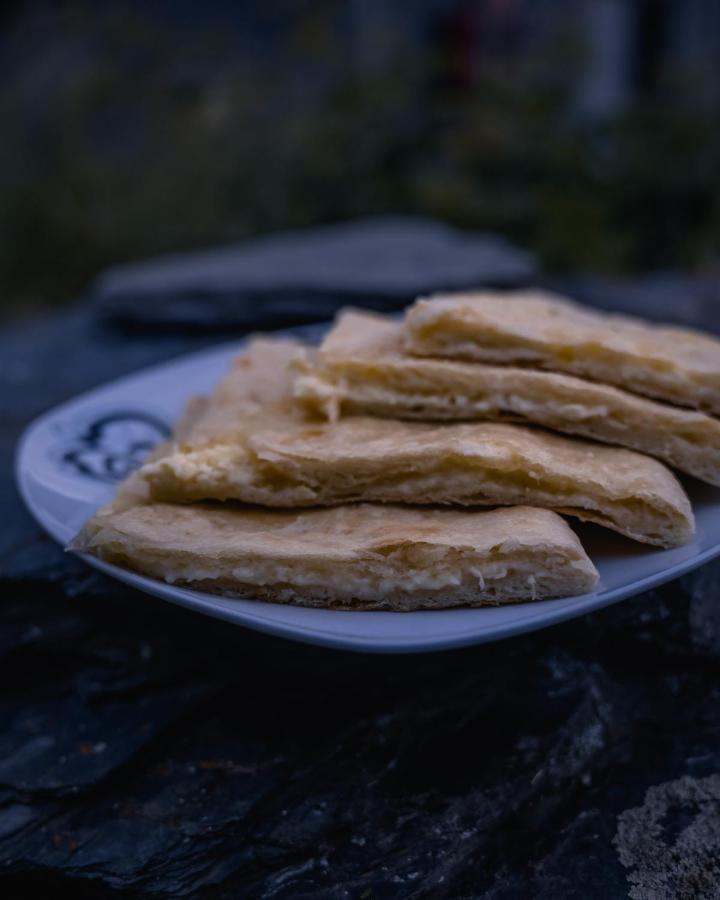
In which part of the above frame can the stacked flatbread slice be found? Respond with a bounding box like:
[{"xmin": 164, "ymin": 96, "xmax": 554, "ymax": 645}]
[
  {"xmin": 77, "ymin": 287, "xmax": 717, "ymax": 611},
  {"xmin": 295, "ymin": 309, "xmax": 720, "ymax": 486},
  {"xmin": 77, "ymin": 502, "xmax": 597, "ymax": 611},
  {"xmin": 74, "ymin": 337, "xmax": 599, "ymax": 609},
  {"xmin": 406, "ymin": 289, "xmax": 720, "ymax": 413}
]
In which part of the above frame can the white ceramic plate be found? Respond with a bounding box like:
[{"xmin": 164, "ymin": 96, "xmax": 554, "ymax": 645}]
[{"xmin": 16, "ymin": 325, "xmax": 720, "ymax": 654}]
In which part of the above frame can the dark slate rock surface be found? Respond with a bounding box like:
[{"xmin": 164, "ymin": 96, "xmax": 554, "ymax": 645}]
[
  {"xmin": 2, "ymin": 262, "xmax": 720, "ymax": 899},
  {"xmin": 92, "ymin": 217, "xmax": 536, "ymax": 333}
]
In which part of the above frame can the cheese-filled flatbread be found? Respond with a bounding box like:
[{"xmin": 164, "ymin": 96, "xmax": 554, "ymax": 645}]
[
  {"xmin": 405, "ymin": 290, "xmax": 720, "ymax": 415},
  {"xmin": 73, "ymin": 503, "xmax": 599, "ymax": 611},
  {"xmin": 138, "ymin": 335, "xmax": 694, "ymax": 547},
  {"xmin": 294, "ymin": 310, "xmax": 720, "ymax": 486}
]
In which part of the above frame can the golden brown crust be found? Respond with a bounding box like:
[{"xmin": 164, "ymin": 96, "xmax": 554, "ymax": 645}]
[
  {"xmin": 135, "ymin": 332, "xmax": 694, "ymax": 547},
  {"xmin": 405, "ymin": 290, "xmax": 720, "ymax": 414},
  {"xmin": 173, "ymin": 336, "xmax": 306, "ymax": 443},
  {"xmin": 73, "ymin": 503, "xmax": 599, "ymax": 610},
  {"xmin": 257, "ymin": 419, "xmax": 694, "ymax": 545},
  {"xmin": 293, "ymin": 310, "xmax": 720, "ymax": 486}
]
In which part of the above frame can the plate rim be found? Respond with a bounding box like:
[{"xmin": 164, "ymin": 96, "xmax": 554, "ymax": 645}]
[{"xmin": 14, "ymin": 325, "xmax": 720, "ymax": 654}]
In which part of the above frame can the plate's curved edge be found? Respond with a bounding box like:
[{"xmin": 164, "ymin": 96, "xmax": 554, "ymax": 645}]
[
  {"xmin": 14, "ymin": 321, "xmax": 720, "ymax": 654},
  {"xmin": 19, "ymin": 426, "xmax": 720, "ymax": 653},
  {"xmin": 62, "ymin": 541, "xmax": 720, "ymax": 654}
]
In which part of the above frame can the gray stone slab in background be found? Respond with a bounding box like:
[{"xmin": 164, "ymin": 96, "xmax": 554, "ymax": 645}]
[
  {"xmin": 96, "ymin": 217, "xmax": 536, "ymax": 298},
  {"xmin": 93, "ymin": 217, "xmax": 536, "ymax": 331}
]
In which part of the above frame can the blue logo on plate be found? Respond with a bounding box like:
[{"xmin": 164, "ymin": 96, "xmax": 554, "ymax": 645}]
[{"xmin": 61, "ymin": 412, "xmax": 171, "ymax": 482}]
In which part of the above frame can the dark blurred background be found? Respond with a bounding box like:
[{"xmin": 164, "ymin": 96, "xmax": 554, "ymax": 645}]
[{"xmin": 1, "ymin": 0, "xmax": 719, "ymax": 321}]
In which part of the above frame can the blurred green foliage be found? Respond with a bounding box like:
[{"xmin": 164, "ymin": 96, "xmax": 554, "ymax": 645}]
[{"xmin": 1, "ymin": 3, "xmax": 719, "ymax": 315}]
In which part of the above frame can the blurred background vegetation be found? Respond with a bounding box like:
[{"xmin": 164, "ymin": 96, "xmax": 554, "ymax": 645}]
[{"xmin": 1, "ymin": 0, "xmax": 719, "ymax": 318}]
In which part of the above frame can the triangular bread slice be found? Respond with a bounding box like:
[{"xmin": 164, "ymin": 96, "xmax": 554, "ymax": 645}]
[
  {"xmin": 73, "ymin": 502, "xmax": 598, "ymax": 610},
  {"xmin": 138, "ymin": 336, "xmax": 694, "ymax": 547},
  {"xmin": 293, "ymin": 309, "xmax": 720, "ymax": 486},
  {"xmin": 405, "ymin": 290, "xmax": 720, "ymax": 415}
]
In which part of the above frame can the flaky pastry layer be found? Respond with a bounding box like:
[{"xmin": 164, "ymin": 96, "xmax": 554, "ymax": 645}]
[
  {"xmin": 134, "ymin": 332, "xmax": 694, "ymax": 548},
  {"xmin": 294, "ymin": 310, "xmax": 720, "ymax": 486},
  {"xmin": 405, "ymin": 290, "xmax": 720, "ymax": 415},
  {"xmin": 143, "ymin": 417, "xmax": 694, "ymax": 548},
  {"xmin": 73, "ymin": 503, "xmax": 598, "ymax": 610}
]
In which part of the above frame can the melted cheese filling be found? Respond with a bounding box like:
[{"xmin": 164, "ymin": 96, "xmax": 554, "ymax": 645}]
[{"xmin": 100, "ymin": 547, "xmax": 582, "ymax": 600}]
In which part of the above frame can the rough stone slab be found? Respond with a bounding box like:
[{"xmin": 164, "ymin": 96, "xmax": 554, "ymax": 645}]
[{"xmin": 92, "ymin": 217, "xmax": 536, "ymax": 332}]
